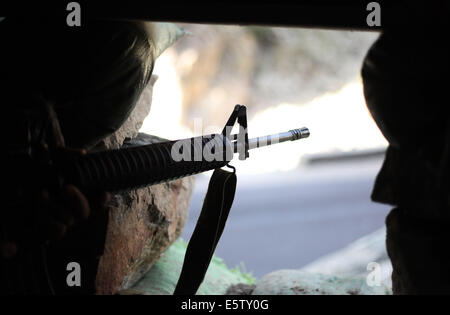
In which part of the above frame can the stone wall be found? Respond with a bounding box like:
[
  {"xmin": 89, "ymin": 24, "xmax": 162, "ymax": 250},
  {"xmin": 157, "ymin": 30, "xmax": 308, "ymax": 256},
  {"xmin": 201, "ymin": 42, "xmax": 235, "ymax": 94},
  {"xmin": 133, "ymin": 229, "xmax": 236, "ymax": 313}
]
[{"xmin": 94, "ymin": 75, "xmax": 195, "ymax": 294}]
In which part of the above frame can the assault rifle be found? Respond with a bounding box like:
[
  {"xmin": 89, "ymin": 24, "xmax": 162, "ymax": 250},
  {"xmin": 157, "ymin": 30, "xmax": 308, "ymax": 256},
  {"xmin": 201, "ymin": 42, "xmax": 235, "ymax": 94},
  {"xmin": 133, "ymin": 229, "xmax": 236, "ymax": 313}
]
[
  {"xmin": 3, "ymin": 102, "xmax": 309, "ymax": 295},
  {"xmin": 61, "ymin": 105, "xmax": 309, "ymax": 193},
  {"xmin": 6, "ymin": 103, "xmax": 309, "ymax": 196}
]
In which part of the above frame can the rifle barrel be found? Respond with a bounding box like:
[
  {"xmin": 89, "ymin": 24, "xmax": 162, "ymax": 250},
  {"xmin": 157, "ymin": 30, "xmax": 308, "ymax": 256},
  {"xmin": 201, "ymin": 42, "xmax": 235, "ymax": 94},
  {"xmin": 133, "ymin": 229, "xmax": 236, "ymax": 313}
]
[
  {"xmin": 62, "ymin": 127, "xmax": 309, "ymax": 192},
  {"xmin": 233, "ymin": 127, "xmax": 310, "ymax": 152}
]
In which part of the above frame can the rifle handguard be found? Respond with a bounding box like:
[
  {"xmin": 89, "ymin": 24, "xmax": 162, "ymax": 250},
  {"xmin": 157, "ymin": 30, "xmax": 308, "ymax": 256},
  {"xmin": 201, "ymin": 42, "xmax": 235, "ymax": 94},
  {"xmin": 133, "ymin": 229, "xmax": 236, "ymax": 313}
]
[{"xmin": 60, "ymin": 134, "xmax": 232, "ymax": 192}]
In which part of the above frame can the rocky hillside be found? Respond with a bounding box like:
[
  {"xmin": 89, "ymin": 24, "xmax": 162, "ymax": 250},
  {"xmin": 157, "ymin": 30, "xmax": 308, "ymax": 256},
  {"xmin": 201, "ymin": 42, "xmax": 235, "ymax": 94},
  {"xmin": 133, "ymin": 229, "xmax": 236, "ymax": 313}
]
[{"xmin": 169, "ymin": 24, "xmax": 379, "ymax": 127}]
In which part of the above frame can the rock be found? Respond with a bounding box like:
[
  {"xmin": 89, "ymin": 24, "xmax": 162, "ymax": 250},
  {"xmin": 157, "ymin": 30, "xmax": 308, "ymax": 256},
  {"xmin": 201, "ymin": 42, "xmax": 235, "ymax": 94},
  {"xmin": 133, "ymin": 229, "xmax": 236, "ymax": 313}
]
[
  {"xmin": 226, "ymin": 228, "xmax": 394, "ymax": 295},
  {"xmin": 251, "ymin": 270, "xmax": 391, "ymax": 295},
  {"xmin": 95, "ymin": 75, "xmax": 159, "ymax": 151},
  {"xmin": 129, "ymin": 239, "xmax": 255, "ymax": 295},
  {"xmin": 301, "ymin": 227, "xmax": 393, "ymax": 289},
  {"xmin": 94, "ymin": 77, "xmax": 195, "ymax": 294},
  {"xmin": 385, "ymin": 208, "xmax": 450, "ymax": 294},
  {"xmin": 96, "ymin": 170, "xmax": 194, "ymax": 294},
  {"xmin": 225, "ymin": 283, "xmax": 256, "ymax": 295}
]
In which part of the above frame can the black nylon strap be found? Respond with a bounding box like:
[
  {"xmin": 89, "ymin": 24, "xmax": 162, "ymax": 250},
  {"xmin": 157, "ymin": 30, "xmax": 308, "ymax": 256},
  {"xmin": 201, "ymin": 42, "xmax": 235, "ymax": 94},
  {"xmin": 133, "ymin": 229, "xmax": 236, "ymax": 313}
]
[{"xmin": 174, "ymin": 168, "xmax": 237, "ymax": 295}]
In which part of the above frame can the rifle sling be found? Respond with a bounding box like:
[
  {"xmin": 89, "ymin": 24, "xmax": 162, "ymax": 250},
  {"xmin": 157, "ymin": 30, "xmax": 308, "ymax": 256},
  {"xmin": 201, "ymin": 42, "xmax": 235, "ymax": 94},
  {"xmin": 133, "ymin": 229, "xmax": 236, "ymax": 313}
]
[{"xmin": 173, "ymin": 168, "xmax": 237, "ymax": 295}]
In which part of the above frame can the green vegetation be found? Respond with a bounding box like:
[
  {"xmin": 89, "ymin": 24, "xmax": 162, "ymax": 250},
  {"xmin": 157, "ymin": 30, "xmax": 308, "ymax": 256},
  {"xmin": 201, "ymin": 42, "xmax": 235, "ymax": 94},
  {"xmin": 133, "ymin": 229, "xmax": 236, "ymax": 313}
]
[{"xmin": 130, "ymin": 238, "xmax": 255, "ymax": 295}]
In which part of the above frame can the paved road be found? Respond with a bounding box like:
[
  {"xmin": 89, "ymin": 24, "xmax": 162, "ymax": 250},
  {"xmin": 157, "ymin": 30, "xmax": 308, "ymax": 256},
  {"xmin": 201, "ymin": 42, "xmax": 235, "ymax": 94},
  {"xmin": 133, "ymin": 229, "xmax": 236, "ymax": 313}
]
[{"xmin": 181, "ymin": 157, "xmax": 391, "ymax": 278}]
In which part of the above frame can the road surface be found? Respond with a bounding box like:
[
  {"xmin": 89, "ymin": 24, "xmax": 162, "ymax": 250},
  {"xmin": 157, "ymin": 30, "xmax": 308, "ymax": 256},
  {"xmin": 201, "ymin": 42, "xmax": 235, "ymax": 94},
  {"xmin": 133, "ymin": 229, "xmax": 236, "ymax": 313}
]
[{"xmin": 181, "ymin": 156, "xmax": 391, "ymax": 278}]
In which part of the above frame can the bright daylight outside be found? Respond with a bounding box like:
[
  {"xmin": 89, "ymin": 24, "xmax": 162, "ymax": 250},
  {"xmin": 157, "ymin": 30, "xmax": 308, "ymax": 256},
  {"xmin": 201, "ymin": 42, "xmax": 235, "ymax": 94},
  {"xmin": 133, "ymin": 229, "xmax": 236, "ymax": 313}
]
[{"xmin": 139, "ymin": 23, "xmax": 392, "ymax": 294}]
